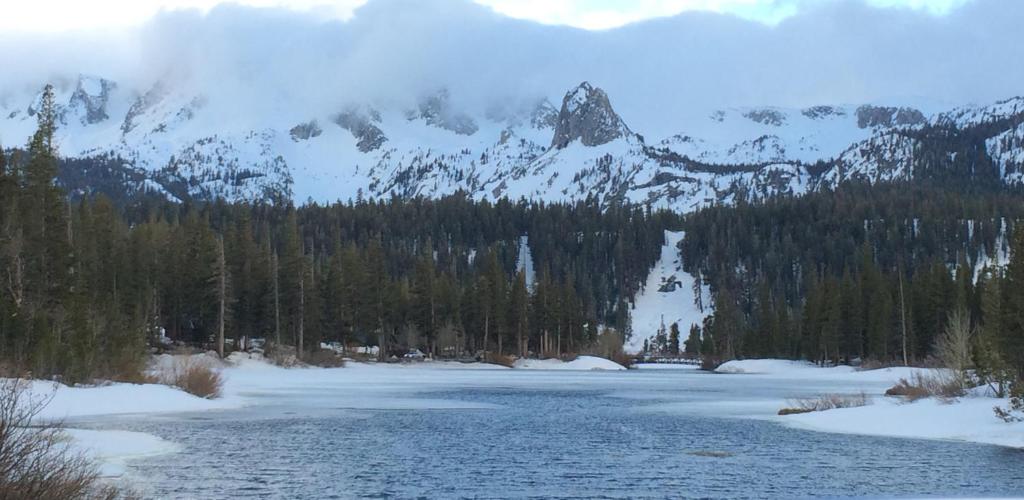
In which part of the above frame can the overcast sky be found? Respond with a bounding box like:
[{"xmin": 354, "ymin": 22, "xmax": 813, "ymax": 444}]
[
  {"xmin": 0, "ymin": 0, "xmax": 978, "ymax": 32},
  {"xmin": 0, "ymin": 0, "xmax": 1019, "ymax": 137}
]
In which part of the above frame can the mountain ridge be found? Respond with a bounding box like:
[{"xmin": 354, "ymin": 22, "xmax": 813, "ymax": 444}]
[{"xmin": 1, "ymin": 75, "xmax": 1022, "ymax": 209}]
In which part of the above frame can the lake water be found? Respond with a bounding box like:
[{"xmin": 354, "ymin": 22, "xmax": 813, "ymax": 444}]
[{"xmin": 75, "ymin": 366, "xmax": 1024, "ymax": 499}]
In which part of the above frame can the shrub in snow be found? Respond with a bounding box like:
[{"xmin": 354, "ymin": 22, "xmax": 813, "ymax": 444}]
[
  {"xmin": 700, "ymin": 356, "xmax": 724, "ymax": 371},
  {"xmin": 264, "ymin": 344, "xmax": 301, "ymax": 367},
  {"xmin": 305, "ymin": 349, "xmax": 346, "ymax": 368},
  {"xmin": 934, "ymin": 308, "xmax": 975, "ymax": 392},
  {"xmin": 885, "ymin": 372, "xmax": 965, "ymax": 401},
  {"xmin": 154, "ymin": 358, "xmax": 224, "ymax": 399},
  {"xmin": 581, "ymin": 327, "xmax": 634, "ymax": 368},
  {"xmin": 0, "ymin": 379, "xmax": 131, "ymax": 499},
  {"xmin": 994, "ymin": 385, "xmax": 1024, "ymax": 423},
  {"xmin": 484, "ymin": 353, "xmax": 516, "ymax": 368},
  {"xmin": 778, "ymin": 392, "xmax": 870, "ymax": 415}
]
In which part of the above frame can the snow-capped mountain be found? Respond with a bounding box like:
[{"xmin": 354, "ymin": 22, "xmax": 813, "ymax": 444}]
[{"xmin": 1, "ymin": 75, "xmax": 1022, "ymax": 210}]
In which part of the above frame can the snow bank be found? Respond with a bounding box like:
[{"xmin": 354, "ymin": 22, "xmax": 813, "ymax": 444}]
[
  {"xmin": 715, "ymin": 359, "xmax": 816, "ymax": 374},
  {"xmin": 513, "ymin": 355, "xmax": 626, "ymax": 371},
  {"xmin": 784, "ymin": 397, "xmax": 1024, "ymax": 449},
  {"xmin": 712, "ymin": 359, "xmax": 1024, "ymax": 449},
  {"xmin": 27, "ymin": 380, "xmax": 240, "ymax": 421},
  {"xmin": 714, "ymin": 359, "xmax": 931, "ymax": 383}
]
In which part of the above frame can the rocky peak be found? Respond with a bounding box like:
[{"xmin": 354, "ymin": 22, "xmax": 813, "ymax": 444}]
[
  {"xmin": 289, "ymin": 120, "xmax": 323, "ymax": 142},
  {"xmin": 407, "ymin": 89, "xmax": 478, "ymax": 136},
  {"xmin": 65, "ymin": 75, "xmax": 116, "ymax": 125},
  {"xmin": 530, "ymin": 99, "xmax": 558, "ymax": 130},
  {"xmin": 856, "ymin": 105, "xmax": 926, "ymax": 129},
  {"xmin": 743, "ymin": 108, "xmax": 786, "ymax": 126},
  {"xmin": 802, "ymin": 105, "xmax": 847, "ymax": 120},
  {"xmin": 334, "ymin": 106, "xmax": 387, "ymax": 152},
  {"xmin": 121, "ymin": 82, "xmax": 168, "ymax": 135},
  {"xmin": 551, "ymin": 82, "xmax": 630, "ymax": 149}
]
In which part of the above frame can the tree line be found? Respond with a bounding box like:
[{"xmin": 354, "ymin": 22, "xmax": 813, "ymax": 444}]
[
  {"xmin": 680, "ymin": 181, "xmax": 1024, "ymax": 390},
  {"xmin": 0, "ymin": 85, "xmax": 677, "ymax": 382}
]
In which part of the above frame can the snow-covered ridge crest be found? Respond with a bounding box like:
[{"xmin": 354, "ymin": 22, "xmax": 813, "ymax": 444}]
[{"xmin": 3, "ymin": 74, "xmax": 1024, "ymax": 209}]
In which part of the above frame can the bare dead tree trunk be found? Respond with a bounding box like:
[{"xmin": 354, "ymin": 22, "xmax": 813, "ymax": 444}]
[
  {"xmin": 272, "ymin": 251, "xmax": 280, "ymax": 345},
  {"xmin": 217, "ymin": 235, "xmax": 226, "ymax": 358},
  {"xmin": 482, "ymin": 313, "xmax": 489, "ymax": 358},
  {"xmin": 899, "ymin": 268, "xmax": 909, "ymax": 367},
  {"xmin": 298, "ymin": 267, "xmax": 305, "ymax": 360},
  {"xmin": 518, "ymin": 325, "xmax": 524, "ymax": 359}
]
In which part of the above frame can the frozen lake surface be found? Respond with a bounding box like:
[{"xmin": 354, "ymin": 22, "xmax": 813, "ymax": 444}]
[{"xmin": 74, "ymin": 365, "xmax": 1024, "ymax": 499}]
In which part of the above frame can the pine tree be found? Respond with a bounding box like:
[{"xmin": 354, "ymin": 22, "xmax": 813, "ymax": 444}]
[
  {"xmin": 668, "ymin": 322, "xmax": 680, "ymax": 355},
  {"xmin": 1002, "ymin": 230, "xmax": 1024, "ymax": 379},
  {"xmin": 684, "ymin": 324, "xmax": 701, "ymax": 355},
  {"xmin": 20, "ymin": 84, "xmax": 74, "ymax": 374},
  {"xmin": 510, "ymin": 270, "xmax": 529, "ymax": 357},
  {"xmin": 975, "ymin": 268, "xmax": 1012, "ymax": 396}
]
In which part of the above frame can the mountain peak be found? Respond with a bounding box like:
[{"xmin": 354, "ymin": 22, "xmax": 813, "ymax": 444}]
[
  {"xmin": 65, "ymin": 75, "xmax": 117, "ymax": 125},
  {"xmin": 855, "ymin": 105, "xmax": 926, "ymax": 129},
  {"xmin": 407, "ymin": 89, "xmax": 479, "ymax": 136},
  {"xmin": 551, "ymin": 82, "xmax": 630, "ymax": 149}
]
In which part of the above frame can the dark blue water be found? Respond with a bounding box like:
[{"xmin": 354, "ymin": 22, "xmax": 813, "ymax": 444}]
[{"xmin": 87, "ymin": 385, "xmax": 1024, "ymax": 499}]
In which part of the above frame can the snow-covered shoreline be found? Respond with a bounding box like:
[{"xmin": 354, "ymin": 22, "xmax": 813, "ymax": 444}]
[
  {"xmin": 26, "ymin": 353, "xmax": 628, "ymax": 476},
  {"xmin": 22, "ymin": 356, "xmax": 1023, "ymax": 481},
  {"xmin": 713, "ymin": 359, "xmax": 1024, "ymax": 450}
]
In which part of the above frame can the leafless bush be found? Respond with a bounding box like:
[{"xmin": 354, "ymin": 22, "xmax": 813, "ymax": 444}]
[
  {"xmin": 0, "ymin": 379, "xmax": 129, "ymax": 499},
  {"xmin": 700, "ymin": 356, "xmax": 723, "ymax": 371},
  {"xmin": 581, "ymin": 327, "xmax": 633, "ymax": 368},
  {"xmin": 485, "ymin": 353, "xmax": 516, "ymax": 368},
  {"xmin": 264, "ymin": 344, "xmax": 300, "ymax": 367},
  {"xmin": 305, "ymin": 349, "xmax": 346, "ymax": 368},
  {"xmin": 154, "ymin": 358, "xmax": 223, "ymax": 399},
  {"xmin": 885, "ymin": 371, "xmax": 965, "ymax": 401},
  {"xmin": 934, "ymin": 308, "xmax": 975, "ymax": 390},
  {"xmin": 858, "ymin": 359, "xmax": 900, "ymax": 371},
  {"xmin": 777, "ymin": 407, "xmax": 814, "ymax": 416},
  {"xmin": 608, "ymin": 350, "xmax": 635, "ymax": 369},
  {"xmin": 779, "ymin": 392, "xmax": 870, "ymax": 415},
  {"xmin": 994, "ymin": 384, "xmax": 1024, "ymax": 423}
]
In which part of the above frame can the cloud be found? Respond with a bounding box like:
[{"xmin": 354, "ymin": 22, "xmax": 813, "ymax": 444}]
[{"xmin": 0, "ymin": 0, "xmax": 1020, "ymax": 137}]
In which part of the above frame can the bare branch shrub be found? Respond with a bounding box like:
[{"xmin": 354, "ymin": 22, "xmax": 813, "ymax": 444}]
[
  {"xmin": 934, "ymin": 308, "xmax": 975, "ymax": 391},
  {"xmin": 153, "ymin": 358, "xmax": 223, "ymax": 399},
  {"xmin": 885, "ymin": 371, "xmax": 965, "ymax": 401},
  {"xmin": 0, "ymin": 379, "xmax": 128, "ymax": 499},
  {"xmin": 304, "ymin": 350, "xmax": 346, "ymax": 368},
  {"xmin": 581, "ymin": 327, "xmax": 634, "ymax": 368},
  {"xmin": 700, "ymin": 356, "xmax": 723, "ymax": 371},
  {"xmin": 994, "ymin": 384, "xmax": 1024, "ymax": 423},
  {"xmin": 778, "ymin": 392, "xmax": 870, "ymax": 415},
  {"xmin": 484, "ymin": 353, "xmax": 515, "ymax": 368}
]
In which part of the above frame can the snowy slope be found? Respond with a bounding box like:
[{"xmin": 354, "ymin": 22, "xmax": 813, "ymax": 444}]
[{"xmin": 626, "ymin": 230, "xmax": 711, "ymax": 354}]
